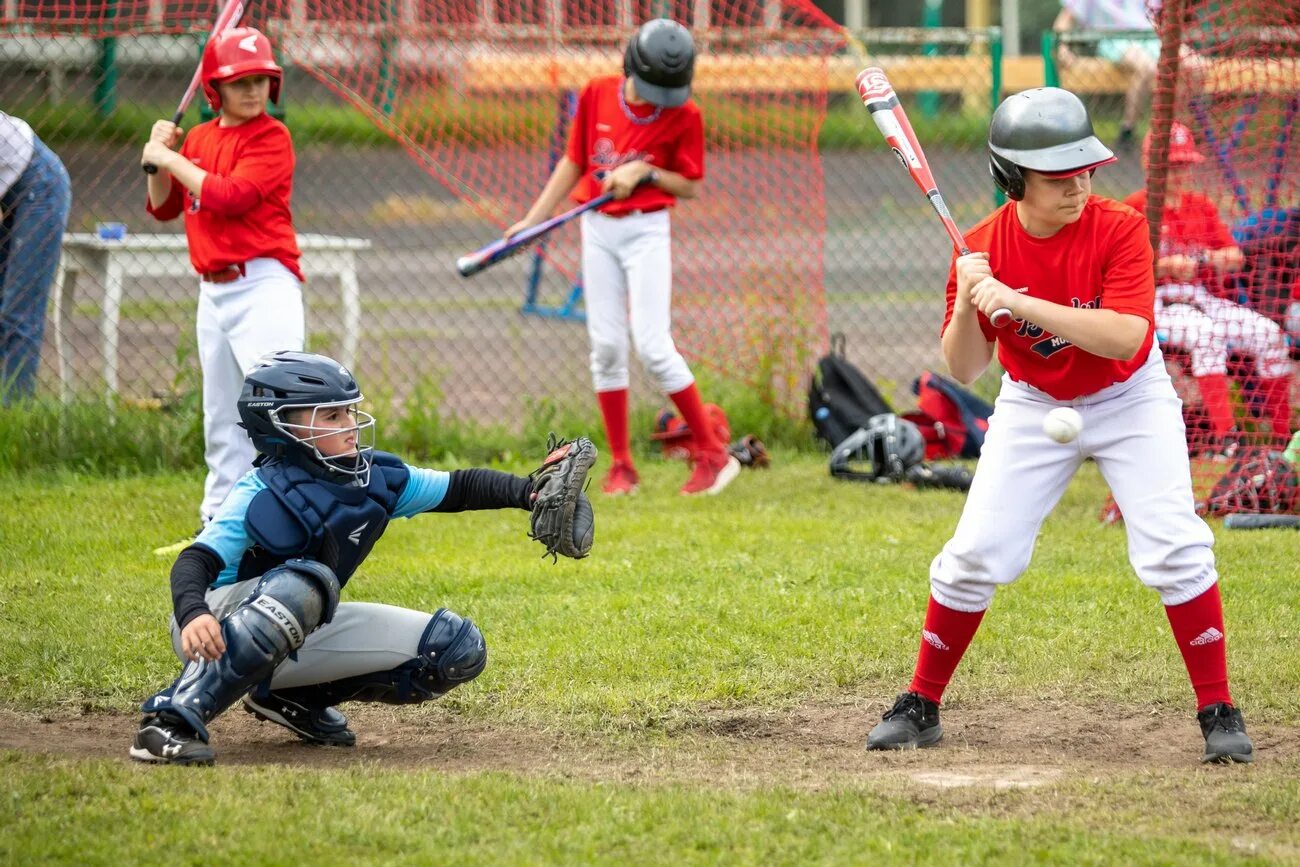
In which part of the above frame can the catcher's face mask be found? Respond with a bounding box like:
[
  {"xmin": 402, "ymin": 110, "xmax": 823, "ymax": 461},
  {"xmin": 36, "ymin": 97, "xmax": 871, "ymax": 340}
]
[{"xmin": 274, "ymin": 397, "xmax": 376, "ymax": 485}]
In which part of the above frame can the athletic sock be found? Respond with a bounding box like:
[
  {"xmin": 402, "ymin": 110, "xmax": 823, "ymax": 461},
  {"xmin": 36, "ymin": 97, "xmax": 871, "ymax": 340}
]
[
  {"xmin": 1196, "ymin": 373, "xmax": 1234, "ymax": 441},
  {"xmin": 1259, "ymin": 375, "xmax": 1293, "ymax": 442},
  {"xmin": 667, "ymin": 383, "xmax": 723, "ymax": 454},
  {"xmin": 596, "ymin": 388, "xmax": 632, "ymax": 467},
  {"xmin": 1164, "ymin": 583, "xmax": 1233, "ymax": 711},
  {"xmin": 907, "ymin": 596, "xmax": 986, "ymax": 704}
]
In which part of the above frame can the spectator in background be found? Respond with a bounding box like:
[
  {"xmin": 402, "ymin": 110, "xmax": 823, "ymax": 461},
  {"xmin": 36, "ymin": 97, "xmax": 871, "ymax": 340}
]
[
  {"xmin": 1125, "ymin": 124, "xmax": 1294, "ymax": 449},
  {"xmin": 0, "ymin": 111, "xmax": 72, "ymax": 404},
  {"xmin": 1053, "ymin": 0, "xmax": 1160, "ymax": 150}
]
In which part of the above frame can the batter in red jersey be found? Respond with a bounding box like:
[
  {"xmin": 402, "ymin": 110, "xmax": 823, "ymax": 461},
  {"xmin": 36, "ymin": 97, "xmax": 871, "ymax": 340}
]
[
  {"xmin": 1124, "ymin": 124, "xmax": 1292, "ymax": 450},
  {"xmin": 142, "ymin": 27, "xmax": 306, "ymax": 530},
  {"xmin": 864, "ymin": 89, "xmax": 1253, "ymax": 764},
  {"xmin": 507, "ymin": 19, "xmax": 740, "ymax": 496}
]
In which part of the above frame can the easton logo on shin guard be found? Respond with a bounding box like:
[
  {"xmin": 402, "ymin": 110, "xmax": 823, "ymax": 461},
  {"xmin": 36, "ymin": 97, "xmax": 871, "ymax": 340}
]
[{"xmin": 251, "ymin": 595, "xmax": 306, "ymax": 647}]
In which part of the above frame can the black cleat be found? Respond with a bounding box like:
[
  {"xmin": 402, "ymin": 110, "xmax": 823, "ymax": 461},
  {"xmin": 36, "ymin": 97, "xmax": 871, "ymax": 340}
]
[
  {"xmin": 129, "ymin": 714, "xmax": 215, "ymax": 765},
  {"xmin": 1198, "ymin": 703, "xmax": 1254, "ymax": 764},
  {"xmin": 866, "ymin": 692, "xmax": 943, "ymax": 750},
  {"xmin": 243, "ymin": 692, "xmax": 356, "ymax": 747}
]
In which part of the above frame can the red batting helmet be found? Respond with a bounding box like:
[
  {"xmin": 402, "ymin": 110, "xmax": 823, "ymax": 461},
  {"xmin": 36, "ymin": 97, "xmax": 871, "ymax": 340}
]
[
  {"xmin": 1142, "ymin": 122, "xmax": 1206, "ymax": 167},
  {"xmin": 201, "ymin": 27, "xmax": 282, "ymax": 112}
]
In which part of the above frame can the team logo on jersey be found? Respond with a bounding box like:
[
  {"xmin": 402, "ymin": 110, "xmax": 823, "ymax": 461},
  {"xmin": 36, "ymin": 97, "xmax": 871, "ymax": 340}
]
[
  {"xmin": 1021, "ymin": 296, "xmax": 1100, "ymax": 358},
  {"xmin": 591, "ymin": 139, "xmax": 650, "ymax": 171},
  {"xmin": 187, "ymin": 190, "xmax": 200, "ymax": 214}
]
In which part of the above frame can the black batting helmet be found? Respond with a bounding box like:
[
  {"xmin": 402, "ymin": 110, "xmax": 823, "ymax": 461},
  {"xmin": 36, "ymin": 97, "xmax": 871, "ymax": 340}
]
[
  {"xmin": 238, "ymin": 351, "xmax": 376, "ymax": 484},
  {"xmin": 624, "ymin": 18, "xmax": 696, "ymax": 108},
  {"xmin": 988, "ymin": 87, "xmax": 1115, "ymax": 201},
  {"xmin": 829, "ymin": 414, "xmax": 925, "ymax": 483}
]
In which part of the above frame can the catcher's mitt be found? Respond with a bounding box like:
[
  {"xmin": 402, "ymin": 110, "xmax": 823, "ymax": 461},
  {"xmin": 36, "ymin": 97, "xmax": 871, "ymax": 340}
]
[
  {"xmin": 728, "ymin": 434, "xmax": 771, "ymax": 469},
  {"xmin": 528, "ymin": 434, "xmax": 597, "ymax": 560}
]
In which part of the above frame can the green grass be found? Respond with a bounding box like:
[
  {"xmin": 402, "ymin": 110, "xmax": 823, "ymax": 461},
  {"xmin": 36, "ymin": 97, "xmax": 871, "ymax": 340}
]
[{"xmin": 1, "ymin": 457, "xmax": 1297, "ymax": 863}]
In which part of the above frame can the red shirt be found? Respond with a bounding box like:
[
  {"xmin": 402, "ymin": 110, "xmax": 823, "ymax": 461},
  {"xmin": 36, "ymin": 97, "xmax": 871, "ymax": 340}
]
[
  {"xmin": 146, "ymin": 112, "xmax": 302, "ymax": 281},
  {"xmin": 1123, "ymin": 188, "xmax": 1234, "ymax": 293},
  {"xmin": 942, "ymin": 195, "xmax": 1156, "ymax": 400},
  {"xmin": 565, "ymin": 75, "xmax": 705, "ymax": 216}
]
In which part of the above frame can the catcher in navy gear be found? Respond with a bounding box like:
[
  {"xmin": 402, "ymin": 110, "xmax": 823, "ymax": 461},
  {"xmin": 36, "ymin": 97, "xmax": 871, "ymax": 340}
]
[{"xmin": 130, "ymin": 351, "xmax": 595, "ymax": 765}]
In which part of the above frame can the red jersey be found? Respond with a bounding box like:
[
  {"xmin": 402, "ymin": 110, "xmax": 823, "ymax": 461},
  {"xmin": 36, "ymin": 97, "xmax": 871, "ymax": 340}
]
[
  {"xmin": 942, "ymin": 195, "xmax": 1156, "ymax": 400},
  {"xmin": 1123, "ymin": 188, "xmax": 1234, "ymax": 294},
  {"xmin": 146, "ymin": 112, "xmax": 302, "ymax": 281},
  {"xmin": 565, "ymin": 75, "xmax": 705, "ymax": 216}
]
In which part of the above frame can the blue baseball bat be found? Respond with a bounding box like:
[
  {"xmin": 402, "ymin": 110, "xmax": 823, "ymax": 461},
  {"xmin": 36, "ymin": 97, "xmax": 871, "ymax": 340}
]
[{"xmin": 456, "ymin": 192, "xmax": 614, "ymax": 278}]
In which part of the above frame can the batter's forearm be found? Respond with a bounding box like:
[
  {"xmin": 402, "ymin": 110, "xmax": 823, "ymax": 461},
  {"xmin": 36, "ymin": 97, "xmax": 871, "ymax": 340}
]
[
  {"xmin": 942, "ymin": 311, "xmax": 995, "ymax": 385},
  {"xmin": 1015, "ymin": 296, "xmax": 1148, "ymax": 359},
  {"xmin": 152, "ymin": 151, "xmax": 208, "ymax": 198},
  {"xmin": 651, "ymin": 168, "xmax": 698, "ymax": 199},
  {"xmin": 146, "ymin": 174, "xmax": 173, "ymax": 211},
  {"xmin": 526, "ymin": 157, "xmax": 582, "ymax": 221}
]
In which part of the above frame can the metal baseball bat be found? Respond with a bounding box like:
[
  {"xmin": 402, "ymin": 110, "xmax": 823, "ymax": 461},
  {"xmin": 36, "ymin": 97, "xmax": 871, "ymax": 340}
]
[
  {"xmin": 856, "ymin": 67, "xmax": 1012, "ymax": 328},
  {"xmin": 458, "ymin": 174, "xmax": 651, "ymax": 278},
  {"xmin": 143, "ymin": 0, "xmax": 246, "ymax": 174}
]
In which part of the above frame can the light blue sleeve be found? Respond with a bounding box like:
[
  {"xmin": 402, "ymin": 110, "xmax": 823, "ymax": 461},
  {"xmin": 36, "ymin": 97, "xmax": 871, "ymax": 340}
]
[
  {"xmin": 393, "ymin": 464, "xmax": 451, "ymax": 518},
  {"xmin": 193, "ymin": 471, "xmax": 266, "ymax": 569}
]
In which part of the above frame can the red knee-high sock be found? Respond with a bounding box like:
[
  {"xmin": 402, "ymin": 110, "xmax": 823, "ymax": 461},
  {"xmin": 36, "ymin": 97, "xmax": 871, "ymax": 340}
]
[
  {"xmin": 596, "ymin": 389, "xmax": 632, "ymax": 467},
  {"xmin": 907, "ymin": 597, "xmax": 986, "ymax": 704},
  {"xmin": 667, "ymin": 382, "xmax": 722, "ymax": 453},
  {"xmin": 1259, "ymin": 375, "xmax": 1293, "ymax": 441},
  {"xmin": 1164, "ymin": 583, "xmax": 1233, "ymax": 710},
  {"xmin": 1196, "ymin": 374, "xmax": 1234, "ymax": 440}
]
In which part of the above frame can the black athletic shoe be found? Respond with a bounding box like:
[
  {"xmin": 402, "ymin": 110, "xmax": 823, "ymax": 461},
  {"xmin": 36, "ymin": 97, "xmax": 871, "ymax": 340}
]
[
  {"xmin": 866, "ymin": 691, "xmax": 943, "ymax": 750},
  {"xmin": 243, "ymin": 692, "xmax": 356, "ymax": 747},
  {"xmin": 129, "ymin": 714, "xmax": 215, "ymax": 765},
  {"xmin": 1198, "ymin": 703, "xmax": 1254, "ymax": 764}
]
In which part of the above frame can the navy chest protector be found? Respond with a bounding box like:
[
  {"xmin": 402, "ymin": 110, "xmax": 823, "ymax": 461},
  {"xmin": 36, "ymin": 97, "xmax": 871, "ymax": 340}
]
[{"xmin": 243, "ymin": 452, "xmax": 410, "ymax": 586}]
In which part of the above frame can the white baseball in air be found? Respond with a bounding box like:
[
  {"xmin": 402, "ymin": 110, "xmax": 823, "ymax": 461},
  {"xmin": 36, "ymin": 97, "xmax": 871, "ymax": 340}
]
[{"xmin": 1042, "ymin": 407, "xmax": 1084, "ymax": 444}]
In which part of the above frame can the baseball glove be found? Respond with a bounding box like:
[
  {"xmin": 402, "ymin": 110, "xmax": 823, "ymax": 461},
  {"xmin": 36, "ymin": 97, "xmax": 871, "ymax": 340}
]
[
  {"xmin": 728, "ymin": 434, "xmax": 771, "ymax": 469},
  {"xmin": 528, "ymin": 433, "xmax": 597, "ymax": 561}
]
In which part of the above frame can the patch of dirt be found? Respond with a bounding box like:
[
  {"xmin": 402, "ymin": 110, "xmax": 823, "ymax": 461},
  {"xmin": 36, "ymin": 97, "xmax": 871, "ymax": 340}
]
[{"xmin": 2, "ymin": 698, "xmax": 1297, "ymax": 790}]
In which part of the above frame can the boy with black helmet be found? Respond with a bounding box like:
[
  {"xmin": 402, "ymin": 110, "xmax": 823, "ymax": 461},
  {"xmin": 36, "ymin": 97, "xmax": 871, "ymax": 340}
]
[
  {"xmin": 506, "ymin": 19, "xmax": 741, "ymax": 498},
  {"xmin": 130, "ymin": 351, "xmax": 594, "ymax": 765},
  {"xmin": 864, "ymin": 88, "xmax": 1254, "ymax": 765}
]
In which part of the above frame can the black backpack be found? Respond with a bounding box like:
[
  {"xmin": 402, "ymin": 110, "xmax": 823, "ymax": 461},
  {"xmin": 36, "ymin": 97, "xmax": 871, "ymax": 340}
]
[{"xmin": 808, "ymin": 334, "xmax": 892, "ymax": 448}]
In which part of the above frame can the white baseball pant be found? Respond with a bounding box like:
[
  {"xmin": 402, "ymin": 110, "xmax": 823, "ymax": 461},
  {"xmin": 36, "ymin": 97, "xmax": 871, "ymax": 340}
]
[
  {"xmin": 930, "ymin": 348, "xmax": 1217, "ymax": 612},
  {"xmin": 1156, "ymin": 283, "xmax": 1291, "ymax": 379},
  {"xmin": 196, "ymin": 258, "xmax": 304, "ymax": 524},
  {"xmin": 580, "ymin": 209, "xmax": 695, "ymax": 394}
]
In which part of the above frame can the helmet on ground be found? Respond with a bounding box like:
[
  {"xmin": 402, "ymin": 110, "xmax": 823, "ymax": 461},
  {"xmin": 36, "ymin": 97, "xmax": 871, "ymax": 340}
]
[
  {"xmin": 829, "ymin": 414, "xmax": 925, "ymax": 482},
  {"xmin": 201, "ymin": 26, "xmax": 283, "ymax": 112},
  {"xmin": 988, "ymin": 87, "xmax": 1115, "ymax": 201},
  {"xmin": 238, "ymin": 351, "xmax": 376, "ymax": 484},
  {"xmin": 624, "ymin": 19, "xmax": 696, "ymax": 108}
]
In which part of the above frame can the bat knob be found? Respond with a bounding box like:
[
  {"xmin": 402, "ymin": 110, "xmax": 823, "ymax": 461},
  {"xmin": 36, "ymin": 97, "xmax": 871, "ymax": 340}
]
[
  {"xmin": 142, "ymin": 163, "xmax": 159, "ymax": 175},
  {"xmin": 455, "ymin": 256, "xmax": 474, "ymax": 277},
  {"xmin": 990, "ymin": 307, "xmax": 1013, "ymax": 328}
]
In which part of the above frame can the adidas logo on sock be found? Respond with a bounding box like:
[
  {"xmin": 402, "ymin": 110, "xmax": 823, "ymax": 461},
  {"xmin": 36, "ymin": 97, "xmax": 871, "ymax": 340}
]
[
  {"xmin": 923, "ymin": 629, "xmax": 950, "ymax": 651},
  {"xmin": 1190, "ymin": 627, "xmax": 1224, "ymax": 646}
]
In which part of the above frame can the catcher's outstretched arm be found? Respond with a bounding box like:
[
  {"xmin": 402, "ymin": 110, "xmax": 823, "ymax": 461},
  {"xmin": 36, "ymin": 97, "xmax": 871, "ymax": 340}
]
[{"xmin": 430, "ymin": 469, "xmax": 533, "ymax": 513}]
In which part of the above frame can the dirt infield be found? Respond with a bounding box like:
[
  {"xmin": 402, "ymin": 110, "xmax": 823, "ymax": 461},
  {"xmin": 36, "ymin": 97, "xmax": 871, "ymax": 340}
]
[{"xmin": 3, "ymin": 698, "xmax": 1295, "ymax": 788}]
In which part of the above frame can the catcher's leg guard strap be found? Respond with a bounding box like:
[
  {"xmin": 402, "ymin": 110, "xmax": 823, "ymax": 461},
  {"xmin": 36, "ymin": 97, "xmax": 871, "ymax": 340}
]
[
  {"xmin": 295, "ymin": 608, "xmax": 487, "ymax": 706},
  {"xmin": 142, "ymin": 559, "xmax": 340, "ymax": 740}
]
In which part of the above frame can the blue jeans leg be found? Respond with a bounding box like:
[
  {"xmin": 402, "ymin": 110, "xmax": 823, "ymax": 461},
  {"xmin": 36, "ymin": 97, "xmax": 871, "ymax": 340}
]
[{"xmin": 0, "ymin": 138, "xmax": 72, "ymax": 403}]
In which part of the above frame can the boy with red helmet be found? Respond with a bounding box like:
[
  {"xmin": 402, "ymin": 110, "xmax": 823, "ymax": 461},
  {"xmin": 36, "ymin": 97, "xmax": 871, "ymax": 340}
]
[
  {"xmin": 142, "ymin": 26, "xmax": 306, "ymax": 531},
  {"xmin": 1125, "ymin": 123, "xmax": 1293, "ymax": 450}
]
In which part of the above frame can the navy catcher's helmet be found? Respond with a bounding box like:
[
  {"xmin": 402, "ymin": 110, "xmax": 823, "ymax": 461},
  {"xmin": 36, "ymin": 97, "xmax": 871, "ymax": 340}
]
[
  {"xmin": 829, "ymin": 414, "xmax": 925, "ymax": 482},
  {"xmin": 238, "ymin": 351, "xmax": 376, "ymax": 484},
  {"xmin": 988, "ymin": 87, "xmax": 1115, "ymax": 201},
  {"xmin": 624, "ymin": 19, "xmax": 696, "ymax": 108}
]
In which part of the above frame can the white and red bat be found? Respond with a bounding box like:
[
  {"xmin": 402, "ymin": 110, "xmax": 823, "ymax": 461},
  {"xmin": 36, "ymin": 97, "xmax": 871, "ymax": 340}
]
[
  {"xmin": 143, "ymin": 0, "xmax": 247, "ymax": 174},
  {"xmin": 855, "ymin": 67, "xmax": 1012, "ymax": 327}
]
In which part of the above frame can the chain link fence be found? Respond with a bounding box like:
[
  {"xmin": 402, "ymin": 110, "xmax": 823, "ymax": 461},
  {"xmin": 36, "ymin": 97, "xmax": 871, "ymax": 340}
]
[{"xmin": 12, "ymin": 3, "xmax": 1269, "ymax": 443}]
